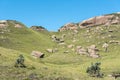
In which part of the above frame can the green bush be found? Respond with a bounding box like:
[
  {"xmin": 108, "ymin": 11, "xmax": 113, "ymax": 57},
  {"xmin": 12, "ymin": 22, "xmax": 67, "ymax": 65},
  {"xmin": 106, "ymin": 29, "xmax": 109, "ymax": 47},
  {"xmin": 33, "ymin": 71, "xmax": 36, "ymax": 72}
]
[
  {"xmin": 86, "ymin": 62, "xmax": 103, "ymax": 78},
  {"xmin": 14, "ymin": 54, "xmax": 26, "ymax": 68}
]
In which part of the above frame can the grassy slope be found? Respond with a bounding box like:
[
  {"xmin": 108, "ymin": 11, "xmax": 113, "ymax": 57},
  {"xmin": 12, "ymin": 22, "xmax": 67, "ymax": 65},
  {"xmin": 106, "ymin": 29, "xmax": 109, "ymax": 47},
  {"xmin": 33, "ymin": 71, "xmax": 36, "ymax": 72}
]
[
  {"xmin": 0, "ymin": 22, "xmax": 120, "ymax": 80},
  {"xmin": 0, "ymin": 20, "xmax": 56, "ymax": 53}
]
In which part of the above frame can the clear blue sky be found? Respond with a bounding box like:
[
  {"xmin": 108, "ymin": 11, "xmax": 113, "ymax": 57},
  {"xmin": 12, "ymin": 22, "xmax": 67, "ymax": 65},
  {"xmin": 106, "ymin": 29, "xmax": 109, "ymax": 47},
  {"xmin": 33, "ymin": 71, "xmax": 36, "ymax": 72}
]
[{"xmin": 0, "ymin": 0, "xmax": 120, "ymax": 31}]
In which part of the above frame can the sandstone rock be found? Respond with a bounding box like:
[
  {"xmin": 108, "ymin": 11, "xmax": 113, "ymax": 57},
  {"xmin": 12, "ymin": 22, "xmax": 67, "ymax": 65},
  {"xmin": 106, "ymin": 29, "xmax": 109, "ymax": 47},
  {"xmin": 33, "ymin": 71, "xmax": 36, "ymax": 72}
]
[
  {"xmin": 79, "ymin": 15, "xmax": 117, "ymax": 27},
  {"xmin": 87, "ymin": 45, "xmax": 100, "ymax": 58},
  {"xmin": 51, "ymin": 35, "xmax": 56, "ymax": 39},
  {"xmin": 109, "ymin": 40, "xmax": 120, "ymax": 44},
  {"xmin": 58, "ymin": 13, "xmax": 120, "ymax": 31},
  {"xmin": 46, "ymin": 48, "xmax": 58, "ymax": 53},
  {"xmin": 76, "ymin": 46, "xmax": 87, "ymax": 55},
  {"xmin": 59, "ymin": 23, "xmax": 78, "ymax": 32},
  {"xmin": 30, "ymin": 26, "xmax": 47, "ymax": 31},
  {"xmin": 73, "ymin": 30, "xmax": 78, "ymax": 34},
  {"xmin": 46, "ymin": 49, "xmax": 53, "ymax": 53},
  {"xmin": 31, "ymin": 51, "xmax": 44, "ymax": 58},
  {"xmin": 15, "ymin": 23, "xmax": 23, "ymax": 28},
  {"xmin": 67, "ymin": 44, "xmax": 74, "ymax": 48},
  {"xmin": 0, "ymin": 20, "xmax": 8, "ymax": 28}
]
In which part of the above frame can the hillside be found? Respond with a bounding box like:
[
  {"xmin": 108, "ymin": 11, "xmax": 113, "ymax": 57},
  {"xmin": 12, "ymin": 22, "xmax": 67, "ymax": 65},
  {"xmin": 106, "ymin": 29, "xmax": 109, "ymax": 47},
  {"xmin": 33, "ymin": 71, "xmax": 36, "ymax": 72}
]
[
  {"xmin": 0, "ymin": 20, "xmax": 56, "ymax": 53},
  {"xmin": 0, "ymin": 13, "xmax": 120, "ymax": 80}
]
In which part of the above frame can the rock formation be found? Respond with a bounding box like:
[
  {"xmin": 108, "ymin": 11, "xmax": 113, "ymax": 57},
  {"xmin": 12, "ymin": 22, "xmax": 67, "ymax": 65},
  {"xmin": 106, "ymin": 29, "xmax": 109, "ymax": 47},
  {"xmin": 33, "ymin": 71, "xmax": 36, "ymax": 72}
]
[
  {"xmin": 30, "ymin": 26, "xmax": 47, "ymax": 31},
  {"xmin": 59, "ymin": 13, "xmax": 120, "ymax": 31}
]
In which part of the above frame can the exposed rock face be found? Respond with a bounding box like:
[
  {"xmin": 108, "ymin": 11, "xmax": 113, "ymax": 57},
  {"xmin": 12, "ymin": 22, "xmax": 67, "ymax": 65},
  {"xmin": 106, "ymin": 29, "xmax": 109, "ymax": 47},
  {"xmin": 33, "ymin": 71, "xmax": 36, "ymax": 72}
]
[
  {"xmin": 79, "ymin": 14, "xmax": 120, "ymax": 27},
  {"xmin": 59, "ymin": 23, "xmax": 78, "ymax": 32},
  {"xmin": 59, "ymin": 13, "xmax": 120, "ymax": 31},
  {"xmin": 30, "ymin": 26, "xmax": 47, "ymax": 31}
]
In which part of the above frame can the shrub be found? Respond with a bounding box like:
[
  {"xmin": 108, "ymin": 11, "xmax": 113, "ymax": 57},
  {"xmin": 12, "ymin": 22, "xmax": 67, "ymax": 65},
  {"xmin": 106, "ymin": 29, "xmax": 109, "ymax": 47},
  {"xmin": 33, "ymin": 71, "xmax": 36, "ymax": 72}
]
[
  {"xmin": 86, "ymin": 62, "xmax": 103, "ymax": 78},
  {"xmin": 14, "ymin": 54, "xmax": 26, "ymax": 68}
]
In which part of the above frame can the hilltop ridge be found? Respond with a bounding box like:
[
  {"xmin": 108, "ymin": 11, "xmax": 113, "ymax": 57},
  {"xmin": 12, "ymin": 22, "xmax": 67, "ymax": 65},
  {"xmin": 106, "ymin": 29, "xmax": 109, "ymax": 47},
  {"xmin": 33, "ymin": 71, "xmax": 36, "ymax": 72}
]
[{"xmin": 59, "ymin": 13, "xmax": 120, "ymax": 31}]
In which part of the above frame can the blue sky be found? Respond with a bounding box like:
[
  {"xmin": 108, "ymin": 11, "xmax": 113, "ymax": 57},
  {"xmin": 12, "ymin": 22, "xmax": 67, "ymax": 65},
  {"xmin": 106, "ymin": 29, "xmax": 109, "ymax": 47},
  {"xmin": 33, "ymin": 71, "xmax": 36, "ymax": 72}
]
[{"xmin": 0, "ymin": 0, "xmax": 120, "ymax": 31}]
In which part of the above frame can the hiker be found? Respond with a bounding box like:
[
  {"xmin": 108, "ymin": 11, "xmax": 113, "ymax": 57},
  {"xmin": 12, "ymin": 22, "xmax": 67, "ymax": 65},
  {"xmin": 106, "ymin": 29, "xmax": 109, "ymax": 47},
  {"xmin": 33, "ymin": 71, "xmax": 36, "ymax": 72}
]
[{"xmin": 102, "ymin": 42, "xmax": 109, "ymax": 52}]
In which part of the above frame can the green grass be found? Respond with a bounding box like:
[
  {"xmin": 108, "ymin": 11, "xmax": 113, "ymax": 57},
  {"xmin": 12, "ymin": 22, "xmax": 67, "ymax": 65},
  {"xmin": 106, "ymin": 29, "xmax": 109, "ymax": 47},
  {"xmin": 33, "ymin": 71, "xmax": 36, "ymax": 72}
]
[
  {"xmin": 0, "ymin": 20, "xmax": 56, "ymax": 53},
  {"xmin": 0, "ymin": 20, "xmax": 120, "ymax": 80}
]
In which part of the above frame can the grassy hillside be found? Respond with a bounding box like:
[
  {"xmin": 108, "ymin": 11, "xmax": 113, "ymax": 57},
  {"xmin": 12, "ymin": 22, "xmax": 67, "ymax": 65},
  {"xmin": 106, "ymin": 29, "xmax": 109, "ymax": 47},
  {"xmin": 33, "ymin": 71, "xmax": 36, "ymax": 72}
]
[
  {"xmin": 0, "ymin": 20, "xmax": 56, "ymax": 53},
  {"xmin": 0, "ymin": 20, "xmax": 120, "ymax": 80}
]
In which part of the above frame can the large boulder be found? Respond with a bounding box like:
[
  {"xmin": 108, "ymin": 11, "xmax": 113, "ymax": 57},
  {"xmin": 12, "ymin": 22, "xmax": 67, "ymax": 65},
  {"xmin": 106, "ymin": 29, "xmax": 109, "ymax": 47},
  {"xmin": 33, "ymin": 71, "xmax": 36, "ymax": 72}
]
[
  {"xmin": 87, "ymin": 45, "xmax": 100, "ymax": 58},
  {"xmin": 76, "ymin": 46, "xmax": 88, "ymax": 55},
  {"xmin": 31, "ymin": 51, "xmax": 44, "ymax": 58}
]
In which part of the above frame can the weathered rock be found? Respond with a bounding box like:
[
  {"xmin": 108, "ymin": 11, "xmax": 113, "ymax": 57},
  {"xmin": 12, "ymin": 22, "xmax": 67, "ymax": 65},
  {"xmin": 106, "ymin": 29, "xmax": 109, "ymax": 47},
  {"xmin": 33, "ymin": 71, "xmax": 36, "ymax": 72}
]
[
  {"xmin": 14, "ymin": 23, "xmax": 23, "ymax": 28},
  {"xmin": 109, "ymin": 40, "xmax": 120, "ymax": 44},
  {"xmin": 59, "ymin": 23, "xmax": 78, "ymax": 32},
  {"xmin": 0, "ymin": 20, "xmax": 8, "ymax": 28},
  {"xmin": 46, "ymin": 48, "xmax": 58, "ymax": 53},
  {"xmin": 67, "ymin": 44, "xmax": 74, "ymax": 48},
  {"xmin": 64, "ymin": 51, "xmax": 69, "ymax": 53},
  {"xmin": 51, "ymin": 35, "xmax": 56, "ymax": 39},
  {"xmin": 30, "ymin": 26, "xmax": 47, "ymax": 31},
  {"xmin": 31, "ymin": 51, "xmax": 44, "ymax": 58},
  {"xmin": 76, "ymin": 46, "xmax": 87, "ymax": 55},
  {"xmin": 51, "ymin": 35, "xmax": 64, "ymax": 43},
  {"xmin": 58, "ymin": 13, "xmax": 120, "ymax": 31},
  {"xmin": 108, "ymin": 30, "xmax": 113, "ymax": 32},
  {"xmin": 109, "ymin": 72, "xmax": 120, "ymax": 79},
  {"xmin": 102, "ymin": 43, "xmax": 109, "ymax": 48},
  {"xmin": 46, "ymin": 49, "xmax": 53, "ymax": 53},
  {"xmin": 73, "ymin": 30, "xmax": 78, "ymax": 34},
  {"xmin": 79, "ymin": 14, "xmax": 120, "ymax": 28},
  {"xmin": 87, "ymin": 45, "xmax": 100, "ymax": 58}
]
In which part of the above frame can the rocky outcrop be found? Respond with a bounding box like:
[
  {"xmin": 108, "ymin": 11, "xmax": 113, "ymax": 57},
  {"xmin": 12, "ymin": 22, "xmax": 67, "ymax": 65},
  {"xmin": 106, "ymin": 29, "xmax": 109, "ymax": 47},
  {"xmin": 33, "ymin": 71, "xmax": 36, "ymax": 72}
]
[
  {"xmin": 30, "ymin": 26, "xmax": 47, "ymax": 32},
  {"xmin": 87, "ymin": 45, "xmax": 100, "ymax": 58},
  {"xmin": 76, "ymin": 46, "xmax": 88, "ymax": 55},
  {"xmin": 0, "ymin": 20, "xmax": 8, "ymax": 28},
  {"xmin": 31, "ymin": 51, "xmax": 44, "ymax": 58},
  {"xmin": 59, "ymin": 13, "xmax": 120, "ymax": 31},
  {"xmin": 79, "ymin": 13, "xmax": 120, "ymax": 28},
  {"xmin": 0, "ymin": 20, "xmax": 26, "ymax": 28},
  {"xmin": 59, "ymin": 23, "xmax": 78, "ymax": 32},
  {"xmin": 46, "ymin": 48, "xmax": 58, "ymax": 53}
]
